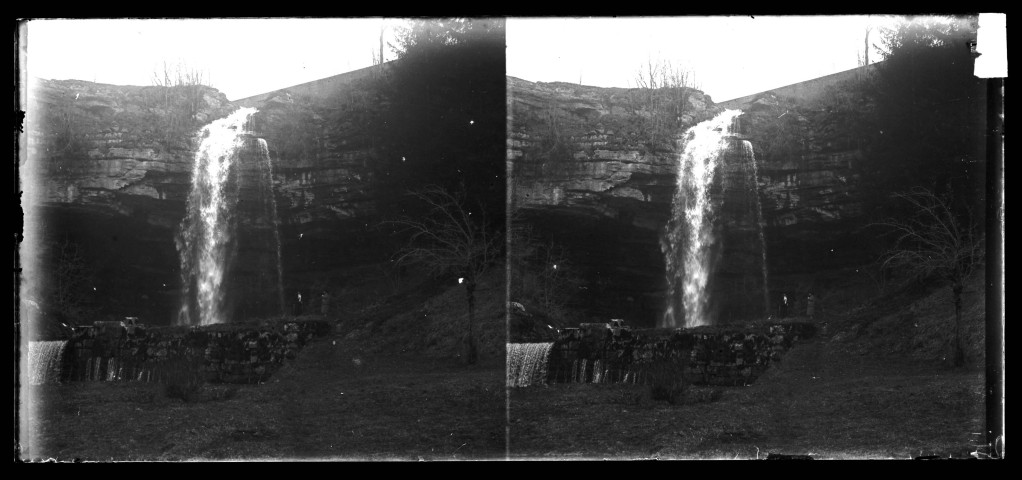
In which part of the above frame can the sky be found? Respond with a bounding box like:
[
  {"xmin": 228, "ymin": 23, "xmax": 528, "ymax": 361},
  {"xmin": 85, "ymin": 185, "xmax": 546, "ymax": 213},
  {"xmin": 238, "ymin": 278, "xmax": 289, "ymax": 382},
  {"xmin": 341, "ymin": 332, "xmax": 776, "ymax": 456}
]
[
  {"xmin": 506, "ymin": 16, "xmax": 904, "ymax": 102},
  {"xmin": 22, "ymin": 16, "xmax": 990, "ymax": 105},
  {"xmin": 23, "ymin": 18, "xmax": 406, "ymax": 101}
]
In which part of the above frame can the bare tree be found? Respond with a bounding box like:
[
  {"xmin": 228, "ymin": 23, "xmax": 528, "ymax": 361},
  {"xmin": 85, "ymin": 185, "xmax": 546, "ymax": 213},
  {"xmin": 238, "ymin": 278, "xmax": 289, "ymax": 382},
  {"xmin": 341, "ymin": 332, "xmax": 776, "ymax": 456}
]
[
  {"xmin": 51, "ymin": 238, "xmax": 94, "ymax": 327},
  {"xmin": 871, "ymin": 187, "xmax": 984, "ymax": 366},
  {"xmin": 508, "ymin": 219, "xmax": 583, "ymax": 323},
  {"xmin": 389, "ymin": 185, "xmax": 504, "ymax": 364},
  {"xmin": 858, "ymin": 25, "xmax": 874, "ymax": 67},
  {"xmin": 633, "ymin": 57, "xmax": 698, "ymax": 148}
]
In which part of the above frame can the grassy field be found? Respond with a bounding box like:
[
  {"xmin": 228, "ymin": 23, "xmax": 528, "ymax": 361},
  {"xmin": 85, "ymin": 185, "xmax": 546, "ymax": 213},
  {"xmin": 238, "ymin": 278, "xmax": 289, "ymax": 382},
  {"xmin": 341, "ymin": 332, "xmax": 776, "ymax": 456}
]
[
  {"xmin": 508, "ymin": 338, "xmax": 985, "ymax": 460},
  {"xmin": 19, "ymin": 266, "xmax": 509, "ymax": 462},
  {"xmin": 21, "ymin": 338, "xmax": 506, "ymax": 461},
  {"xmin": 17, "ymin": 266, "xmax": 992, "ymax": 461},
  {"xmin": 507, "ymin": 269, "xmax": 990, "ymax": 460}
]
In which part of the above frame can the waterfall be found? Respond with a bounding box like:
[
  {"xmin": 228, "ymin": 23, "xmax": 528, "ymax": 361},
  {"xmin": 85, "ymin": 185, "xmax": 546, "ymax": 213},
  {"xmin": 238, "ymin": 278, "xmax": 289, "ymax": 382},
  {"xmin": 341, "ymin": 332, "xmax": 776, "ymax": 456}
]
[
  {"xmin": 506, "ymin": 342, "xmax": 554, "ymax": 387},
  {"xmin": 747, "ymin": 140, "xmax": 771, "ymax": 316},
  {"xmin": 176, "ymin": 107, "xmax": 258, "ymax": 326},
  {"xmin": 662, "ymin": 109, "xmax": 744, "ymax": 328},
  {"xmin": 28, "ymin": 341, "xmax": 68, "ymax": 385},
  {"xmin": 724, "ymin": 132, "xmax": 772, "ymax": 318},
  {"xmin": 256, "ymin": 138, "xmax": 286, "ymax": 316}
]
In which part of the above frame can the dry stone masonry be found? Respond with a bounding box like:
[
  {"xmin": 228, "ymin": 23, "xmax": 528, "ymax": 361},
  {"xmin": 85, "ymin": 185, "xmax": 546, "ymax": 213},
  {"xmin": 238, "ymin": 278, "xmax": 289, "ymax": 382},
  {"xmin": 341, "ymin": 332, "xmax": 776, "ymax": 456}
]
[
  {"xmin": 65, "ymin": 319, "xmax": 332, "ymax": 384},
  {"xmin": 548, "ymin": 321, "xmax": 816, "ymax": 386}
]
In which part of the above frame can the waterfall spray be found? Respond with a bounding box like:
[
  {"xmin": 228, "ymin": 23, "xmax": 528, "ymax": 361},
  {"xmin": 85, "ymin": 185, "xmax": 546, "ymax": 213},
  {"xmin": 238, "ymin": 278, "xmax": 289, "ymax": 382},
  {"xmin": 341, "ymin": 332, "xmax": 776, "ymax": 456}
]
[
  {"xmin": 748, "ymin": 142, "xmax": 771, "ymax": 316},
  {"xmin": 507, "ymin": 343, "xmax": 554, "ymax": 387},
  {"xmin": 176, "ymin": 108, "xmax": 258, "ymax": 326},
  {"xmin": 663, "ymin": 109, "xmax": 760, "ymax": 328},
  {"xmin": 28, "ymin": 340, "xmax": 68, "ymax": 385}
]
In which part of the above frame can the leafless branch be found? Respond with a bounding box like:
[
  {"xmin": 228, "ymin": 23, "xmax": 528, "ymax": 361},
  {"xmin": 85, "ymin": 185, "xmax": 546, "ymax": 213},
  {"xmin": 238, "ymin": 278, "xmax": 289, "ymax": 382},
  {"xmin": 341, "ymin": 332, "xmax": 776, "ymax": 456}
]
[
  {"xmin": 870, "ymin": 186, "xmax": 984, "ymax": 284},
  {"xmin": 386, "ymin": 185, "xmax": 503, "ymax": 283}
]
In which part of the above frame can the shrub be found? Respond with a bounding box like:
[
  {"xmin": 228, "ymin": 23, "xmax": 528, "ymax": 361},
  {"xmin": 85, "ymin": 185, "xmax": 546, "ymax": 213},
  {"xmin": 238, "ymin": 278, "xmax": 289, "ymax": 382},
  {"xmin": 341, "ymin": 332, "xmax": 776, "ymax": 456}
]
[
  {"xmin": 639, "ymin": 357, "xmax": 689, "ymax": 404},
  {"xmin": 210, "ymin": 385, "xmax": 239, "ymax": 402},
  {"xmin": 159, "ymin": 356, "xmax": 206, "ymax": 403}
]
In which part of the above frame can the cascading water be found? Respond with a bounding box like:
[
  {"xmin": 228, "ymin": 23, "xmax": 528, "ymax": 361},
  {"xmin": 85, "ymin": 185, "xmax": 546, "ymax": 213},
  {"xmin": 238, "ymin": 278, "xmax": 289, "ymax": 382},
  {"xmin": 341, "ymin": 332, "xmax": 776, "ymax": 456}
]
[
  {"xmin": 28, "ymin": 340, "xmax": 68, "ymax": 385},
  {"xmin": 256, "ymin": 138, "xmax": 286, "ymax": 315},
  {"xmin": 662, "ymin": 110, "xmax": 744, "ymax": 328},
  {"xmin": 506, "ymin": 342, "xmax": 554, "ymax": 387},
  {"xmin": 176, "ymin": 107, "xmax": 258, "ymax": 326},
  {"xmin": 744, "ymin": 137, "xmax": 771, "ymax": 316}
]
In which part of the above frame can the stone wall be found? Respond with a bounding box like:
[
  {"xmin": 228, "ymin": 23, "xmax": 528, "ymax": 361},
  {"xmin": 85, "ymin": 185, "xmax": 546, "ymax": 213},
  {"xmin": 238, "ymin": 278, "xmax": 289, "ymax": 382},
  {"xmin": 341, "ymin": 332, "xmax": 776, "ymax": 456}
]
[
  {"xmin": 547, "ymin": 321, "xmax": 815, "ymax": 386},
  {"xmin": 64, "ymin": 319, "xmax": 332, "ymax": 384}
]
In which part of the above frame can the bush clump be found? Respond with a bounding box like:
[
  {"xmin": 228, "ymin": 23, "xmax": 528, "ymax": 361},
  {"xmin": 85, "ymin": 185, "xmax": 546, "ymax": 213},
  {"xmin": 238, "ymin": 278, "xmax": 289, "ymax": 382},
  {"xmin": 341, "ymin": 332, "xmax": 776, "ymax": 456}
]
[
  {"xmin": 159, "ymin": 356, "xmax": 206, "ymax": 403},
  {"xmin": 640, "ymin": 357, "xmax": 689, "ymax": 405}
]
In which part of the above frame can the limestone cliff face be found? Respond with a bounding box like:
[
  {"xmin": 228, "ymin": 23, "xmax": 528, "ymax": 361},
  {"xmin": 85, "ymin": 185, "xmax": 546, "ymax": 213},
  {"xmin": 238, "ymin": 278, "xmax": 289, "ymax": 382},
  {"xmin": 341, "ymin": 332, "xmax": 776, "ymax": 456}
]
[
  {"xmin": 508, "ymin": 77, "xmax": 715, "ymax": 326},
  {"xmin": 27, "ymin": 78, "xmax": 233, "ymax": 225},
  {"xmin": 509, "ymin": 77, "xmax": 873, "ymax": 327},
  {"xmin": 25, "ymin": 79, "xmax": 235, "ymax": 324},
  {"xmin": 509, "ymin": 76, "xmax": 714, "ymax": 226},
  {"xmin": 25, "ymin": 77, "xmax": 390, "ymax": 325},
  {"xmin": 737, "ymin": 92, "xmax": 873, "ymax": 277}
]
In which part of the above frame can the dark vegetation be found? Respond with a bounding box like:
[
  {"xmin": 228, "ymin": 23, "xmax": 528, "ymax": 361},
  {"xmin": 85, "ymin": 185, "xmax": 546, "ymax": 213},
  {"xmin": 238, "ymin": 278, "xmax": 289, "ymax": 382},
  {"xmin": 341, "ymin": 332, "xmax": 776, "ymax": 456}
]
[
  {"xmin": 869, "ymin": 188, "xmax": 984, "ymax": 367},
  {"xmin": 42, "ymin": 238, "xmax": 94, "ymax": 336},
  {"xmin": 387, "ymin": 186, "xmax": 504, "ymax": 364},
  {"xmin": 145, "ymin": 61, "xmax": 215, "ymax": 149},
  {"xmin": 508, "ymin": 221, "xmax": 586, "ymax": 340},
  {"xmin": 371, "ymin": 18, "xmax": 507, "ymax": 226},
  {"xmin": 632, "ymin": 57, "xmax": 701, "ymax": 151},
  {"xmin": 750, "ymin": 16, "xmax": 986, "ymax": 221}
]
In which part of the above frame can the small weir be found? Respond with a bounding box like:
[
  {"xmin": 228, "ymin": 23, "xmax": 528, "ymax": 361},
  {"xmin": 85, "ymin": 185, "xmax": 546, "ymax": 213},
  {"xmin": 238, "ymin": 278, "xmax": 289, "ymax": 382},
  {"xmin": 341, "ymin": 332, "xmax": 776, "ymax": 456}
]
[
  {"xmin": 27, "ymin": 340, "xmax": 69, "ymax": 385},
  {"xmin": 506, "ymin": 342, "xmax": 554, "ymax": 387}
]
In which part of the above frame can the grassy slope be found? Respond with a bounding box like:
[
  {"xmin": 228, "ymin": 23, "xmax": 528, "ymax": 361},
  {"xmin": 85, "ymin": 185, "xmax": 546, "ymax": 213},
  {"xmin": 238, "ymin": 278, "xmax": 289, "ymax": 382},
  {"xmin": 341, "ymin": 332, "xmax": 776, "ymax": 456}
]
[{"xmin": 345, "ymin": 267, "xmax": 506, "ymax": 362}]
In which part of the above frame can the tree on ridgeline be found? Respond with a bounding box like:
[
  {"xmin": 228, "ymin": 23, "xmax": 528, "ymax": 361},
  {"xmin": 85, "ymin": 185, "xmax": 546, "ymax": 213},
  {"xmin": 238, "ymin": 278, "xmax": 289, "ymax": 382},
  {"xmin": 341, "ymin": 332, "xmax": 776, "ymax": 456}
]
[
  {"xmin": 870, "ymin": 187, "xmax": 984, "ymax": 367},
  {"xmin": 388, "ymin": 186, "xmax": 504, "ymax": 365},
  {"xmin": 860, "ymin": 15, "xmax": 986, "ymax": 220},
  {"xmin": 372, "ymin": 18, "xmax": 506, "ymax": 230},
  {"xmin": 633, "ymin": 57, "xmax": 699, "ymax": 151}
]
